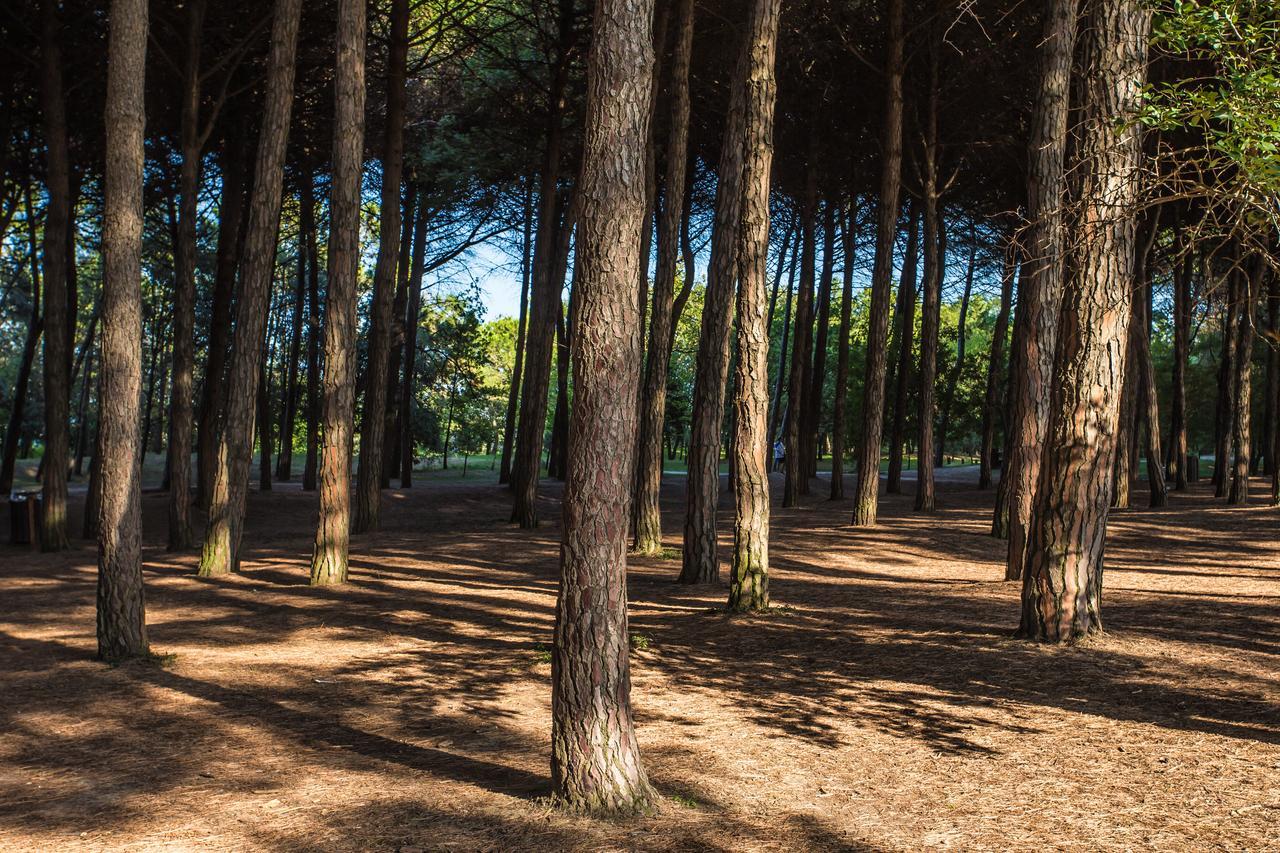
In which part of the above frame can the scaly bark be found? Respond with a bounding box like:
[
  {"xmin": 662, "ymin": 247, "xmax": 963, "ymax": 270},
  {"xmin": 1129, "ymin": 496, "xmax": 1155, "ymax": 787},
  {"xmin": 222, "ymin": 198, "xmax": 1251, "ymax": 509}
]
[
  {"xmin": 1018, "ymin": 0, "xmax": 1150, "ymax": 642},
  {"xmin": 551, "ymin": 0, "xmax": 656, "ymax": 812},
  {"xmin": 97, "ymin": 0, "xmax": 150, "ymax": 661},
  {"xmin": 1003, "ymin": 0, "xmax": 1079, "ymax": 579},
  {"xmin": 729, "ymin": 0, "xmax": 783, "ymax": 611},
  {"xmin": 310, "ymin": 0, "xmax": 365, "ymax": 585},
  {"xmin": 851, "ymin": 0, "xmax": 905, "ymax": 526}
]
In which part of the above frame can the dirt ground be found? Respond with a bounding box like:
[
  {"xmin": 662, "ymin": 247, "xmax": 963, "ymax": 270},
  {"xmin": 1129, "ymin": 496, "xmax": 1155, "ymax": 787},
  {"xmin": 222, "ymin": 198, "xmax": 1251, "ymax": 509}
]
[{"xmin": 1, "ymin": 470, "xmax": 1277, "ymax": 851}]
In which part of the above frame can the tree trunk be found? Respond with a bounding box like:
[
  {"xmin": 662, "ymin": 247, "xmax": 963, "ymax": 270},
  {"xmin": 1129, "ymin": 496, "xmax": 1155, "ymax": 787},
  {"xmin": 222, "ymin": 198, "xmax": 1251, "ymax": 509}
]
[
  {"xmin": 632, "ymin": 0, "xmax": 693, "ymax": 555},
  {"xmin": 548, "ymin": 300, "xmax": 571, "ymax": 480},
  {"xmin": 166, "ymin": 0, "xmax": 206, "ymax": 550},
  {"xmin": 767, "ymin": 235, "xmax": 799, "ymax": 443},
  {"xmin": 782, "ymin": 170, "xmax": 817, "ymax": 507},
  {"xmin": 1134, "ymin": 215, "xmax": 1167, "ymax": 507},
  {"xmin": 886, "ymin": 205, "xmax": 919, "ymax": 494},
  {"xmin": 851, "ymin": 0, "xmax": 905, "ymax": 527},
  {"xmin": 550, "ymin": 0, "xmax": 656, "ymax": 813},
  {"xmin": 916, "ymin": 55, "xmax": 943, "ymax": 514},
  {"xmin": 1112, "ymin": 325, "xmax": 1137, "ymax": 508},
  {"xmin": 1, "ymin": 189, "xmax": 43, "ymax": 498},
  {"xmin": 729, "ymin": 0, "xmax": 783, "ymax": 611},
  {"xmin": 1018, "ymin": 0, "xmax": 1149, "ymax": 642},
  {"xmin": 1003, "ymin": 0, "xmax": 1079, "ymax": 580},
  {"xmin": 97, "ymin": 0, "xmax": 150, "ymax": 661},
  {"xmin": 511, "ymin": 0, "xmax": 575, "ymax": 529},
  {"xmin": 353, "ymin": 0, "xmax": 408, "ymax": 533},
  {"xmin": 400, "ymin": 201, "xmax": 429, "ymax": 486},
  {"xmin": 301, "ymin": 171, "xmax": 322, "ymax": 491},
  {"xmin": 830, "ymin": 199, "xmax": 857, "ymax": 500},
  {"xmin": 199, "ymin": 0, "xmax": 303, "ymax": 576},
  {"xmin": 277, "ymin": 239, "xmax": 307, "ymax": 482},
  {"xmin": 1228, "ymin": 258, "xmax": 1258, "ymax": 504},
  {"xmin": 804, "ymin": 200, "xmax": 836, "ymax": 482},
  {"xmin": 309, "ymin": 0, "xmax": 364, "ymax": 585},
  {"xmin": 499, "ymin": 178, "xmax": 534, "ymax": 486},
  {"xmin": 382, "ymin": 188, "xmax": 416, "ymax": 488},
  {"xmin": 1169, "ymin": 250, "xmax": 1191, "ymax": 490},
  {"xmin": 678, "ymin": 16, "xmax": 748, "ymax": 585},
  {"xmin": 1213, "ymin": 276, "xmax": 1238, "ymax": 497},
  {"xmin": 1261, "ymin": 268, "xmax": 1277, "ymax": 477},
  {"xmin": 40, "ymin": 0, "xmax": 73, "ymax": 551},
  {"xmin": 198, "ymin": 126, "xmax": 249, "ymax": 507},
  {"xmin": 257, "ymin": 352, "xmax": 273, "ymax": 491},
  {"xmin": 979, "ymin": 237, "xmax": 1017, "ymax": 490}
]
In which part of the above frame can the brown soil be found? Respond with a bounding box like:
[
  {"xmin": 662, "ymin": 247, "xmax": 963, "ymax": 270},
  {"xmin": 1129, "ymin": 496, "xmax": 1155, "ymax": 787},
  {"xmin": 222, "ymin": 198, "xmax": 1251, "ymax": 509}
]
[{"xmin": 1, "ymin": 473, "xmax": 1277, "ymax": 851}]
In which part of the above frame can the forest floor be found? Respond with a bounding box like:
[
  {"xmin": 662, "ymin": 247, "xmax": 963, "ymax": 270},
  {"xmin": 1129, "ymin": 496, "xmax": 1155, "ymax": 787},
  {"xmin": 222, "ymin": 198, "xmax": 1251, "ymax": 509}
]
[{"xmin": 0, "ymin": 471, "xmax": 1277, "ymax": 851}]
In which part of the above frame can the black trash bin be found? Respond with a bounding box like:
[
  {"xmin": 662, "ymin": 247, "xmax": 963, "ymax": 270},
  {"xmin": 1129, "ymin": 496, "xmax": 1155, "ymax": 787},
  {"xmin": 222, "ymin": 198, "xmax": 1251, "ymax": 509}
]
[{"xmin": 9, "ymin": 491, "xmax": 42, "ymax": 546}]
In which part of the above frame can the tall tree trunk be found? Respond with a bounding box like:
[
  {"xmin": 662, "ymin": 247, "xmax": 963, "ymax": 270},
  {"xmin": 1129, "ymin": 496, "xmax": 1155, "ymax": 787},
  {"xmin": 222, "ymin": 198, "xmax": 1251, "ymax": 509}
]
[
  {"xmin": 511, "ymin": 0, "xmax": 575, "ymax": 528},
  {"xmin": 1, "ymin": 189, "xmax": 43, "ymax": 497},
  {"xmin": 199, "ymin": 0, "xmax": 303, "ymax": 576},
  {"xmin": 782, "ymin": 170, "xmax": 817, "ymax": 507},
  {"xmin": 166, "ymin": 0, "xmax": 206, "ymax": 549},
  {"xmin": 97, "ymin": 0, "xmax": 150, "ymax": 661},
  {"xmin": 804, "ymin": 200, "xmax": 836, "ymax": 481},
  {"xmin": 277, "ymin": 240, "xmax": 307, "ymax": 482},
  {"xmin": 1018, "ymin": 0, "xmax": 1149, "ymax": 642},
  {"xmin": 1213, "ymin": 273, "xmax": 1238, "ymax": 497},
  {"xmin": 1228, "ymin": 258, "xmax": 1258, "ymax": 504},
  {"xmin": 1169, "ymin": 250, "xmax": 1191, "ymax": 490},
  {"xmin": 886, "ymin": 205, "xmax": 919, "ymax": 494},
  {"xmin": 310, "ymin": 0, "xmax": 364, "ymax": 585},
  {"xmin": 729, "ymin": 0, "xmax": 783, "ymax": 610},
  {"xmin": 916, "ymin": 53, "xmax": 943, "ymax": 514},
  {"xmin": 301, "ymin": 171, "xmax": 322, "ymax": 491},
  {"xmin": 1003, "ymin": 0, "xmax": 1079, "ymax": 580},
  {"xmin": 39, "ymin": 0, "xmax": 72, "ymax": 551},
  {"xmin": 499, "ymin": 178, "xmax": 534, "ymax": 485},
  {"xmin": 678, "ymin": 16, "xmax": 748, "ymax": 585},
  {"xmin": 851, "ymin": 0, "xmax": 905, "ymax": 526},
  {"xmin": 548, "ymin": 301, "xmax": 571, "ymax": 480},
  {"xmin": 1260, "ymin": 268, "xmax": 1277, "ymax": 477},
  {"xmin": 197, "ymin": 127, "xmax": 249, "ymax": 507},
  {"xmin": 399, "ymin": 201, "xmax": 429, "ymax": 486},
  {"xmin": 1112, "ymin": 320, "xmax": 1137, "ymax": 508},
  {"xmin": 354, "ymin": 0, "xmax": 408, "ymax": 533},
  {"xmin": 382, "ymin": 188, "xmax": 416, "ymax": 488},
  {"xmin": 73, "ymin": 326, "xmax": 97, "ymax": 477},
  {"xmin": 979, "ymin": 235, "xmax": 1017, "ymax": 489},
  {"xmin": 632, "ymin": 0, "xmax": 694, "ymax": 555},
  {"xmin": 551, "ymin": 0, "xmax": 657, "ymax": 812},
  {"xmin": 830, "ymin": 199, "xmax": 857, "ymax": 500},
  {"xmin": 257, "ymin": 353, "xmax": 273, "ymax": 491},
  {"xmin": 1134, "ymin": 214, "xmax": 1167, "ymax": 507},
  {"xmin": 992, "ymin": 287, "xmax": 1026, "ymax": 538},
  {"xmin": 767, "ymin": 235, "xmax": 799, "ymax": 443},
  {"xmin": 937, "ymin": 220, "xmax": 977, "ymax": 466}
]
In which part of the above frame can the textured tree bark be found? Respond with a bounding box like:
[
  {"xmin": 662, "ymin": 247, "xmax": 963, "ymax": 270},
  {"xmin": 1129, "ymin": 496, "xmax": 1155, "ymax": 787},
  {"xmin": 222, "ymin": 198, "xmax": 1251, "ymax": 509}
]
[
  {"xmin": 199, "ymin": 0, "xmax": 303, "ymax": 577},
  {"xmin": 830, "ymin": 201, "xmax": 857, "ymax": 500},
  {"xmin": 510, "ymin": 0, "xmax": 575, "ymax": 529},
  {"xmin": 39, "ymin": 0, "xmax": 72, "ymax": 551},
  {"xmin": 916, "ymin": 69, "xmax": 943, "ymax": 514},
  {"xmin": 197, "ymin": 129, "xmax": 248, "ymax": 507},
  {"xmin": 550, "ymin": 0, "xmax": 656, "ymax": 813},
  {"xmin": 1003, "ymin": 0, "xmax": 1079, "ymax": 580},
  {"xmin": 729, "ymin": 0, "xmax": 783, "ymax": 611},
  {"xmin": 979, "ymin": 237, "xmax": 1017, "ymax": 490},
  {"xmin": 886, "ymin": 206, "xmax": 920, "ymax": 495},
  {"xmin": 97, "ymin": 0, "xmax": 150, "ymax": 662},
  {"xmin": 851, "ymin": 0, "xmax": 905, "ymax": 527},
  {"xmin": 399, "ymin": 202, "xmax": 430, "ymax": 486},
  {"xmin": 632, "ymin": 0, "xmax": 693, "ymax": 555},
  {"xmin": 1018, "ymin": 0, "xmax": 1149, "ymax": 643},
  {"xmin": 1134, "ymin": 219, "xmax": 1167, "ymax": 507},
  {"xmin": 353, "ymin": 0, "xmax": 408, "ymax": 533},
  {"xmin": 679, "ymin": 20, "xmax": 748, "ymax": 585},
  {"xmin": 1214, "ymin": 273, "xmax": 1238, "ymax": 497},
  {"xmin": 803, "ymin": 201, "xmax": 836, "ymax": 482},
  {"xmin": 783, "ymin": 174, "xmax": 817, "ymax": 508},
  {"xmin": 1169, "ymin": 251, "xmax": 1191, "ymax": 490},
  {"xmin": 499, "ymin": 179, "xmax": 534, "ymax": 486},
  {"xmin": 164, "ymin": 0, "xmax": 206, "ymax": 551},
  {"xmin": 1228, "ymin": 259, "xmax": 1258, "ymax": 504},
  {"xmin": 301, "ymin": 171, "xmax": 322, "ymax": 492},
  {"xmin": 1112, "ymin": 331, "xmax": 1137, "ymax": 508},
  {"xmin": 310, "ymin": 0, "xmax": 365, "ymax": 586},
  {"xmin": 1, "ymin": 192, "xmax": 42, "ymax": 498}
]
